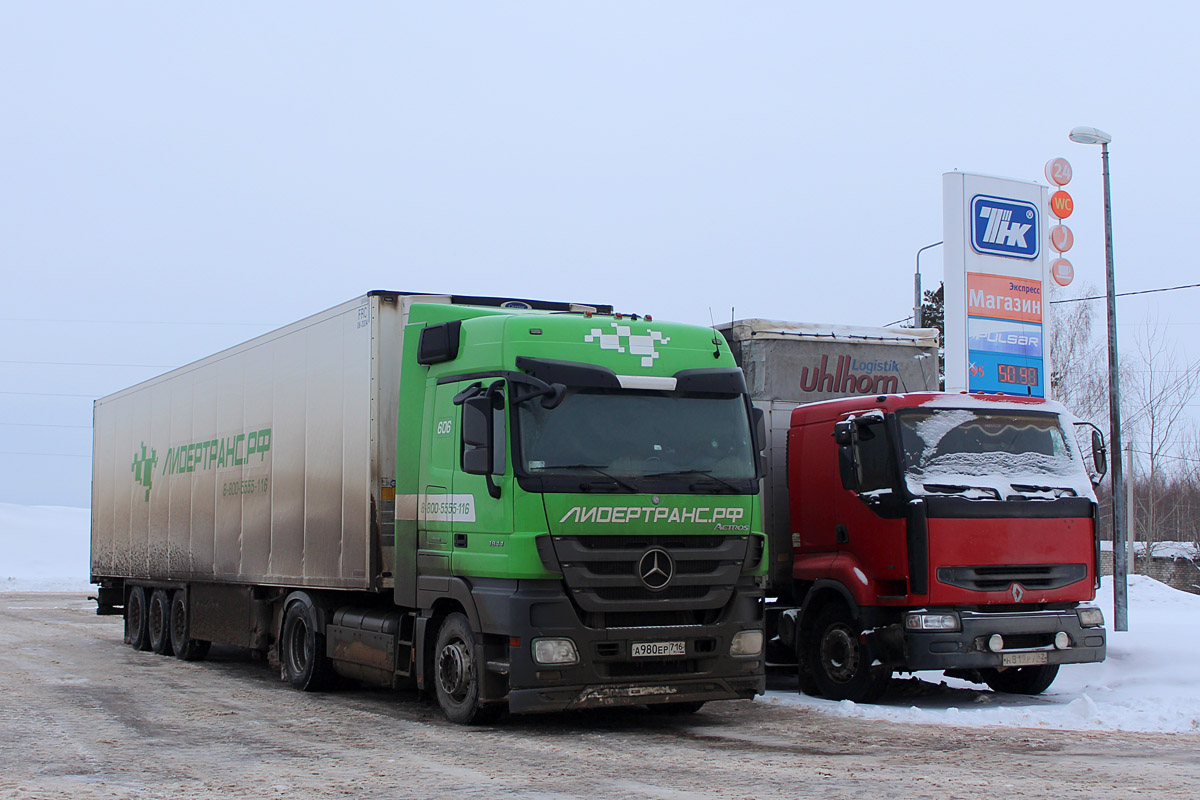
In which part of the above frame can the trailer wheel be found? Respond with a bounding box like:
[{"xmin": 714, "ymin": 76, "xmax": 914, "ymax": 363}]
[
  {"xmin": 148, "ymin": 589, "xmax": 174, "ymax": 656},
  {"xmin": 982, "ymin": 664, "xmax": 1060, "ymax": 695},
  {"xmin": 126, "ymin": 586, "xmax": 151, "ymax": 651},
  {"xmin": 169, "ymin": 590, "xmax": 210, "ymax": 662},
  {"xmin": 433, "ymin": 613, "xmax": 500, "ymax": 725},
  {"xmin": 807, "ymin": 604, "xmax": 890, "ymax": 703},
  {"xmin": 280, "ymin": 600, "xmax": 333, "ymax": 691}
]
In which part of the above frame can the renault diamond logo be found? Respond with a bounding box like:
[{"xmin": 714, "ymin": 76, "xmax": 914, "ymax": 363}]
[
  {"xmin": 1011, "ymin": 583, "xmax": 1025, "ymax": 602},
  {"xmin": 638, "ymin": 548, "xmax": 674, "ymax": 591}
]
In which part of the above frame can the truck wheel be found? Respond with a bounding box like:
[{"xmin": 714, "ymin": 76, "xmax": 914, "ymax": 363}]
[
  {"xmin": 126, "ymin": 586, "xmax": 151, "ymax": 651},
  {"xmin": 433, "ymin": 613, "xmax": 500, "ymax": 725},
  {"xmin": 807, "ymin": 604, "xmax": 890, "ymax": 703},
  {"xmin": 169, "ymin": 590, "xmax": 210, "ymax": 662},
  {"xmin": 280, "ymin": 600, "xmax": 334, "ymax": 691},
  {"xmin": 982, "ymin": 664, "xmax": 1060, "ymax": 695},
  {"xmin": 148, "ymin": 589, "xmax": 174, "ymax": 656},
  {"xmin": 795, "ymin": 634, "xmax": 821, "ymax": 697}
]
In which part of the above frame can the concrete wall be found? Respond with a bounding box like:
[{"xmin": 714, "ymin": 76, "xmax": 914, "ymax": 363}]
[{"xmin": 1100, "ymin": 551, "xmax": 1200, "ymax": 595}]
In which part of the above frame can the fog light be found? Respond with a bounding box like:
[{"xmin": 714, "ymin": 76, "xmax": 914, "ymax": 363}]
[
  {"xmin": 988, "ymin": 634, "xmax": 1004, "ymax": 653},
  {"xmin": 1054, "ymin": 631, "xmax": 1071, "ymax": 650},
  {"xmin": 1077, "ymin": 606, "xmax": 1104, "ymax": 628},
  {"xmin": 532, "ymin": 637, "xmax": 579, "ymax": 666},
  {"xmin": 730, "ymin": 629, "xmax": 764, "ymax": 657},
  {"xmin": 904, "ymin": 612, "xmax": 961, "ymax": 632}
]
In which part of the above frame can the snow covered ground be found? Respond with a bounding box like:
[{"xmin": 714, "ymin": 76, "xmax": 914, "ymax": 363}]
[
  {"xmin": 0, "ymin": 502, "xmax": 92, "ymax": 592},
  {"xmin": 763, "ymin": 574, "xmax": 1200, "ymax": 734},
  {"xmin": 3, "ymin": 501, "xmax": 1198, "ymax": 734}
]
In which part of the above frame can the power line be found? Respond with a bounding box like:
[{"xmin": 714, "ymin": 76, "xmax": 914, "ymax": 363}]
[
  {"xmin": 0, "ymin": 360, "xmax": 177, "ymax": 368},
  {"xmin": 0, "ymin": 451, "xmax": 90, "ymax": 458},
  {"xmin": 1051, "ymin": 282, "xmax": 1200, "ymax": 304},
  {"xmin": 0, "ymin": 318, "xmax": 275, "ymax": 327},
  {"xmin": 0, "ymin": 391, "xmax": 99, "ymax": 398},
  {"xmin": 1129, "ymin": 448, "xmax": 1200, "ymax": 467},
  {"xmin": 0, "ymin": 422, "xmax": 91, "ymax": 429}
]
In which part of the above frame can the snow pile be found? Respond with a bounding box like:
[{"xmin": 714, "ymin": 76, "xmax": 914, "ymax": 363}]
[
  {"xmin": 763, "ymin": 574, "xmax": 1200, "ymax": 733},
  {"xmin": 0, "ymin": 502, "xmax": 92, "ymax": 592}
]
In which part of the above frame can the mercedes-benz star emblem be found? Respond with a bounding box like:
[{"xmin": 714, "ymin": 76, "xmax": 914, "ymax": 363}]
[{"xmin": 638, "ymin": 548, "xmax": 674, "ymax": 591}]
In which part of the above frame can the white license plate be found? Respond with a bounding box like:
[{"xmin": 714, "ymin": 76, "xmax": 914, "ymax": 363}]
[
  {"xmin": 1002, "ymin": 651, "xmax": 1049, "ymax": 667},
  {"xmin": 632, "ymin": 641, "xmax": 686, "ymax": 658}
]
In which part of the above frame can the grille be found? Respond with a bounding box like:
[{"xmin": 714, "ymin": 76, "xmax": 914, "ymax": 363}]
[
  {"xmin": 594, "ymin": 585, "xmax": 712, "ymax": 602},
  {"xmin": 597, "ymin": 609, "xmax": 720, "ymax": 628},
  {"xmin": 584, "ymin": 560, "xmax": 721, "ymax": 577},
  {"xmin": 937, "ymin": 564, "xmax": 1087, "ymax": 592},
  {"xmin": 552, "ymin": 534, "xmax": 749, "ymax": 618},
  {"xmin": 571, "ymin": 535, "xmax": 727, "ymax": 551}
]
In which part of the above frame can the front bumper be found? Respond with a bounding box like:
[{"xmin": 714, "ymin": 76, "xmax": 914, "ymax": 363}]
[
  {"xmin": 473, "ymin": 578, "xmax": 765, "ymax": 714},
  {"xmin": 897, "ymin": 608, "xmax": 1106, "ymax": 671}
]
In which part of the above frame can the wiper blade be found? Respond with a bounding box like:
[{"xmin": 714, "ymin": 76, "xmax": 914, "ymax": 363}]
[
  {"xmin": 643, "ymin": 469, "xmax": 743, "ymax": 493},
  {"xmin": 1010, "ymin": 484, "xmax": 1078, "ymax": 499},
  {"xmin": 922, "ymin": 483, "xmax": 1002, "ymax": 500},
  {"xmin": 539, "ymin": 463, "xmax": 640, "ymax": 493}
]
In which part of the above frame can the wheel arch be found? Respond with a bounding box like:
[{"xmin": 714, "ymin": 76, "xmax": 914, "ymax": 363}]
[
  {"xmin": 415, "ymin": 579, "xmax": 487, "ymax": 696},
  {"xmin": 797, "ymin": 579, "xmax": 860, "ymax": 650}
]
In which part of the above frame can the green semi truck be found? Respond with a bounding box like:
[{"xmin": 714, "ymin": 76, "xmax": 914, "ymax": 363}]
[{"xmin": 91, "ymin": 292, "xmax": 767, "ymax": 723}]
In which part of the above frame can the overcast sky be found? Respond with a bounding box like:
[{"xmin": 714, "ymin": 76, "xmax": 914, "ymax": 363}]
[{"xmin": 2, "ymin": 3, "xmax": 1197, "ymax": 508}]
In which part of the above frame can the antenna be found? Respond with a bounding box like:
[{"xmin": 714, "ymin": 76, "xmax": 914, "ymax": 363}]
[{"xmin": 708, "ymin": 308, "xmax": 723, "ymax": 359}]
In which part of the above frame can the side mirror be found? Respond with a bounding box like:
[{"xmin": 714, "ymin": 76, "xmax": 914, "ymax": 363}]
[
  {"xmin": 751, "ymin": 407, "xmax": 766, "ymax": 453},
  {"xmin": 833, "ymin": 420, "xmax": 854, "ymax": 446},
  {"xmin": 461, "ymin": 396, "xmax": 492, "ymax": 474},
  {"xmin": 542, "ymin": 383, "xmax": 567, "ymax": 409},
  {"xmin": 1091, "ymin": 429, "xmax": 1108, "ymax": 480},
  {"xmin": 838, "ymin": 446, "xmax": 859, "ymax": 491},
  {"xmin": 833, "ymin": 418, "xmax": 864, "ymax": 490}
]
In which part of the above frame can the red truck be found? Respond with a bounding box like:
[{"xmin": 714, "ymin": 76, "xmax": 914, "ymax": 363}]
[{"xmin": 721, "ymin": 319, "xmax": 1108, "ymax": 701}]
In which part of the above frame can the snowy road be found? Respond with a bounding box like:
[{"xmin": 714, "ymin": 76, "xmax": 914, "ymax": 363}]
[{"xmin": 3, "ymin": 594, "xmax": 1199, "ymax": 799}]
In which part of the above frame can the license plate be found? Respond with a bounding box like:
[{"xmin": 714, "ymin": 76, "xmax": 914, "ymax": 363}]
[
  {"xmin": 632, "ymin": 641, "xmax": 686, "ymax": 658},
  {"xmin": 1002, "ymin": 651, "xmax": 1049, "ymax": 667}
]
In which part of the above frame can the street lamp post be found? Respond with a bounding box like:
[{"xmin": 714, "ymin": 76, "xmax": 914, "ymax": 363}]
[
  {"xmin": 914, "ymin": 241, "xmax": 943, "ymax": 328},
  {"xmin": 1069, "ymin": 125, "xmax": 1127, "ymax": 631}
]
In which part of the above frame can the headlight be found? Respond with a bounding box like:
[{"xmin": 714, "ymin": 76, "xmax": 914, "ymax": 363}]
[
  {"xmin": 1077, "ymin": 606, "xmax": 1105, "ymax": 628},
  {"xmin": 532, "ymin": 637, "xmax": 579, "ymax": 666},
  {"xmin": 730, "ymin": 629, "xmax": 764, "ymax": 657},
  {"xmin": 905, "ymin": 611, "xmax": 961, "ymax": 632}
]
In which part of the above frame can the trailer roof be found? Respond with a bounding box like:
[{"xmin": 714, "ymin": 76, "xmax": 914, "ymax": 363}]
[{"xmin": 717, "ymin": 318, "xmax": 939, "ymax": 348}]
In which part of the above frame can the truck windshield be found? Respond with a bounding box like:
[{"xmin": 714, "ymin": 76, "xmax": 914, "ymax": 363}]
[
  {"xmin": 515, "ymin": 388, "xmax": 757, "ymax": 493},
  {"xmin": 896, "ymin": 408, "xmax": 1093, "ymax": 499}
]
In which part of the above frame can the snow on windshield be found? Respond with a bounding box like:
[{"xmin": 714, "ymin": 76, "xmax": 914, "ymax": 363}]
[{"xmin": 900, "ymin": 408, "xmax": 1095, "ymax": 500}]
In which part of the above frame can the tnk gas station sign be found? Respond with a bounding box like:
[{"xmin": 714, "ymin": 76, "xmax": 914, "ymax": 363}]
[{"xmin": 943, "ymin": 172, "xmax": 1051, "ymax": 398}]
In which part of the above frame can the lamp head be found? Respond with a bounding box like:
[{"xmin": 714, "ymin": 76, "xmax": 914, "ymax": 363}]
[{"xmin": 1069, "ymin": 126, "xmax": 1112, "ymax": 145}]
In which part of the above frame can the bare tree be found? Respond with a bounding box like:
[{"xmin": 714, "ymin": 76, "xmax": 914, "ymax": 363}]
[
  {"xmin": 1047, "ymin": 284, "xmax": 1108, "ymax": 423},
  {"xmin": 1123, "ymin": 317, "xmax": 1200, "ymax": 560}
]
